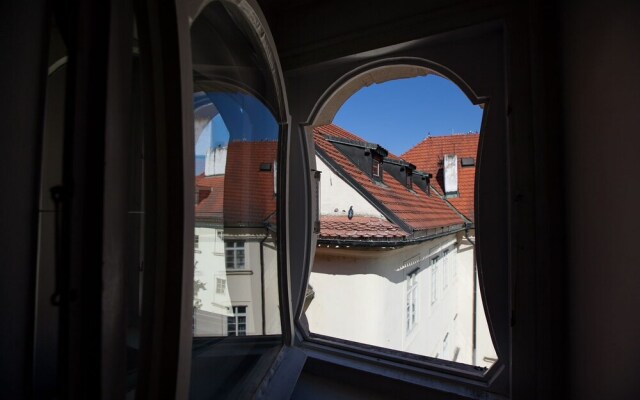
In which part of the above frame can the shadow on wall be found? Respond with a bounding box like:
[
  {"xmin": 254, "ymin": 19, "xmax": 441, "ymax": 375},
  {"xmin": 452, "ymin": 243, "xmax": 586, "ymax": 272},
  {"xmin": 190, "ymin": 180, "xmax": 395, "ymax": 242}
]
[{"xmin": 313, "ymin": 247, "xmax": 422, "ymax": 285}]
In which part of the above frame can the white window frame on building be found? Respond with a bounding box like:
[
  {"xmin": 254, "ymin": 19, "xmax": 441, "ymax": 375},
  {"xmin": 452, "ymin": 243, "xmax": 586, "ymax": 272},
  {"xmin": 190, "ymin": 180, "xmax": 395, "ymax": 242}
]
[
  {"xmin": 227, "ymin": 305, "xmax": 247, "ymax": 336},
  {"xmin": 406, "ymin": 270, "xmax": 419, "ymax": 334},
  {"xmin": 215, "ymin": 277, "xmax": 226, "ymax": 294},
  {"xmin": 430, "ymin": 256, "xmax": 439, "ymax": 305},
  {"xmin": 225, "ymin": 241, "xmax": 245, "ymax": 269},
  {"xmin": 443, "ymin": 249, "xmax": 449, "ymax": 290}
]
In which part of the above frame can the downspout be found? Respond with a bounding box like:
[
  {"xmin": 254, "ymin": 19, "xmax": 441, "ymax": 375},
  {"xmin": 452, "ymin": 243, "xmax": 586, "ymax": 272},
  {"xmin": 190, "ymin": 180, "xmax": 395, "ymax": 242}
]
[
  {"xmin": 260, "ymin": 233, "xmax": 267, "ymax": 335},
  {"xmin": 465, "ymin": 227, "xmax": 477, "ymax": 366}
]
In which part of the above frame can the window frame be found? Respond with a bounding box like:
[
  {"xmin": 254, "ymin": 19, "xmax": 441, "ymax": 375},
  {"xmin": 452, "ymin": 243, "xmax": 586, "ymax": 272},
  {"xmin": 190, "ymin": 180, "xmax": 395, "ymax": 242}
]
[
  {"xmin": 227, "ymin": 305, "xmax": 248, "ymax": 336},
  {"xmin": 430, "ymin": 256, "xmax": 439, "ymax": 305},
  {"xmin": 443, "ymin": 249, "xmax": 449, "ymax": 290},
  {"xmin": 406, "ymin": 271, "xmax": 419, "ymax": 334},
  {"xmin": 372, "ymin": 156, "xmax": 382, "ymax": 180},
  {"xmin": 224, "ymin": 240, "xmax": 246, "ymax": 269},
  {"xmin": 215, "ymin": 277, "xmax": 225, "ymax": 294},
  {"xmin": 286, "ymin": 20, "xmax": 511, "ymax": 399},
  {"xmin": 149, "ymin": 0, "xmax": 519, "ymax": 395}
]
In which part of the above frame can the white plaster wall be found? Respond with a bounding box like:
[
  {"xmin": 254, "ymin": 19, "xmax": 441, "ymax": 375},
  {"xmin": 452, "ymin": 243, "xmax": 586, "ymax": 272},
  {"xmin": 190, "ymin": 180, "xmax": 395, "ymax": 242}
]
[
  {"xmin": 455, "ymin": 233, "xmax": 475, "ymax": 364},
  {"xmin": 193, "ymin": 226, "xmax": 280, "ymax": 336},
  {"xmin": 307, "ymin": 235, "xmax": 473, "ymax": 361},
  {"xmin": 262, "ymin": 242, "xmax": 281, "ymax": 335},
  {"xmin": 455, "ymin": 230, "xmax": 497, "ymax": 367},
  {"xmin": 193, "ymin": 226, "xmax": 229, "ymax": 336},
  {"xmin": 316, "ymin": 156, "xmax": 384, "ymax": 218}
]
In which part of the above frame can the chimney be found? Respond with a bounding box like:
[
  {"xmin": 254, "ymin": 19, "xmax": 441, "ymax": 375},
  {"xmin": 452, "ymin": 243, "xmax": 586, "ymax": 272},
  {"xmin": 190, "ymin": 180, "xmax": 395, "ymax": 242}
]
[
  {"xmin": 443, "ymin": 154, "xmax": 458, "ymax": 196},
  {"xmin": 204, "ymin": 145, "xmax": 227, "ymax": 176}
]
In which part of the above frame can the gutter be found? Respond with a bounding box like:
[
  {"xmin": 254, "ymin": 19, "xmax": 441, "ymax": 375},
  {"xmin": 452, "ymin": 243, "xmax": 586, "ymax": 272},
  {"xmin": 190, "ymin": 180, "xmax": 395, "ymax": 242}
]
[{"xmin": 317, "ymin": 225, "xmax": 467, "ymax": 248}]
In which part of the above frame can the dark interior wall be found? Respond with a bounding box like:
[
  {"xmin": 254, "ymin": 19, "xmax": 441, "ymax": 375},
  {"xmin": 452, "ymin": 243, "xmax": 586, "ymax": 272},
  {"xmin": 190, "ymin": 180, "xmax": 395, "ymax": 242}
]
[
  {"xmin": 564, "ymin": 1, "xmax": 640, "ymax": 398},
  {"xmin": 0, "ymin": 1, "xmax": 49, "ymax": 397},
  {"xmin": 1, "ymin": 0, "xmax": 639, "ymax": 398}
]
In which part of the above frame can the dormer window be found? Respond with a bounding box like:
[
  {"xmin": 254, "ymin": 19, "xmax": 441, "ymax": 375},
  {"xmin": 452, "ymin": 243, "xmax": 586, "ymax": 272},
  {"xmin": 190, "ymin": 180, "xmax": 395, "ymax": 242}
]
[
  {"xmin": 372, "ymin": 157, "xmax": 382, "ymax": 180},
  {"xmin": 411, "ymin": 171, "xmax": 432, "ymax": 196}
]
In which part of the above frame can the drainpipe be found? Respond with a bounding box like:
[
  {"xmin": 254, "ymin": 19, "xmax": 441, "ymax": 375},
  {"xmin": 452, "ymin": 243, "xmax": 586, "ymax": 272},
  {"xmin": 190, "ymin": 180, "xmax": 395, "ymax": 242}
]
[
  {"xmin": 260, "ymin": 233, "xmax": 267, "ymax": 335},
  {"xmin": 464, "ymin": 228, "xmax": 477, "ymax": 366}
]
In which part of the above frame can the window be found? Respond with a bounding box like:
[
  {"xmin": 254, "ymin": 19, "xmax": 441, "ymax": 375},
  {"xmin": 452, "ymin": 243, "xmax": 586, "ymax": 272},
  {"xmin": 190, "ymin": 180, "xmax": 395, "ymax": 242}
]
[
  {"xmin": 372, "ymin": 158, "xmax": 382, "ymax": 179},
  {"xmin": 406, "ymin": 271, "xmax": 418, "ymax": 333},
  {"xmin": 453, "ymin": 248, "xmax": 457, "ymax": 278},
  {"xmin": 443, "ymin": 249, "xmax": 449, "ymax": 290},
  {"xmin": 225, "ymin": 241, "xmax": 245, "ymax": 269},
  {"xmin": 406, "ymin": 172, "xmax": 412, "ymax": 189},
  {"xmin": 443, "ymin": 332, "xmax": 449, "ymax": 359},
  {"xmin": 194, "ymin": 234, "xmax": 199, "ymax": 249},
  {"xmin": 188, "ymin": 1, "xmax": 284, "ymax": 397},
  {"xmin": 227, "ymin": 306, "xmax": 247, "ymax": 336},
  {"xmin": 215, "ymin": 278, "xmax": 225, "ymax": 294},
  {"xmin": 430, "ymin": 256, "xmax": 439, "ymax": 304}
]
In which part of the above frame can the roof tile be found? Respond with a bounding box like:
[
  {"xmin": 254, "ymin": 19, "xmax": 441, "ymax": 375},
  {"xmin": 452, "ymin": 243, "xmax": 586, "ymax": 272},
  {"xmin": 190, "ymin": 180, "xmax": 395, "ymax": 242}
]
[
  {"xmin": 314, "ymin": 125, "xmax": 465, "ymax": 235},
  {"xmin": 320, "ymin": 216, "xmax": 407, "ymax": 239},
  {"xmin": 402, "ymin": 134, "xmax": 479, "ymax": 222},
  {"xmin": 195, "ymin": 141, "xmax": 278, "ymax": 227}
]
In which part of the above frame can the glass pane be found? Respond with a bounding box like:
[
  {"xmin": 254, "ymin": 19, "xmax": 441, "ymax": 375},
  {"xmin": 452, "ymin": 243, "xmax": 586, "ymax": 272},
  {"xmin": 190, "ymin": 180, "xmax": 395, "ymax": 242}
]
[
  {"xmin": 189, "ymin": 1, "xmax": 283, "ymax": 399},
  {"xmin": 192, "ymin": 83, "xmax": 280, "ymax": 336},
  {"xmin": 305, "ymin": 74, "xmax": 497, "ymax": 369}
]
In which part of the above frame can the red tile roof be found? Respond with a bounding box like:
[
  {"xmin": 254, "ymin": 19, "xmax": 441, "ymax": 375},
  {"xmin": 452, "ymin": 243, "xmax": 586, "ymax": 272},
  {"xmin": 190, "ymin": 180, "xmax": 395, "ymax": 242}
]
[
  {"xmin": 316, "ymin": 124, "xmax": 402, "ymax": 160},
  {"xmin": 195, "ymin": 175, "xmax": 224, "ymax": 222},
  {"xmin": 195, "ymin": 141, "xmax": 278, "ymax": 227},
  {"xmin": 320, "ymin": 216, "xmax": 408, "ymax": 239},
  {"xmin": 402, "ymin": 133, "xmax": 479, "ymax": 222},
  {"xmin": 223, "ymin": 141, "xmax": 278, "ymax": 226},
  {"xmin": 314, "ymin": 124, "xmax": 465, "ymax": 236}
]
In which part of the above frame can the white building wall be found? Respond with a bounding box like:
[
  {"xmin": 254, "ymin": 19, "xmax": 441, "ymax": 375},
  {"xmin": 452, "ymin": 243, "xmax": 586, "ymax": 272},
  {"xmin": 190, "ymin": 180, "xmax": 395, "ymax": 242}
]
[
  {"xmin": 193, "ymin": 226, "xmax": 280, "ymax": 336},
  {"xmin": 307, "ymin": 235, "xmax": 469, "ymax": 359},
  {"xmin": 455, "ymin": 230, "xmax": 497, "ymax": 367},
  {"xmin": 316, "ymin": 156, "xmax": 385, "ymax": 218}
]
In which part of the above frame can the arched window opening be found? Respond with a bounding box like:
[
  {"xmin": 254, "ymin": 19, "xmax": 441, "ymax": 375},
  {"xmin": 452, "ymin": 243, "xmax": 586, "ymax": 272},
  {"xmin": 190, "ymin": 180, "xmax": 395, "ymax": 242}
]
[{"xmin": 303, "ymin": 71, "xmax": 497, "ymax": 370}]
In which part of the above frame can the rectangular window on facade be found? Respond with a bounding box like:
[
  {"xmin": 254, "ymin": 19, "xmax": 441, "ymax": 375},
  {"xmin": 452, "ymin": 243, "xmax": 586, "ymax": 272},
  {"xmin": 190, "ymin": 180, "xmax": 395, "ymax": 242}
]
[
  {"xmin": 430, "ymin": 256, "xmax": 439, "ymax": 304},
  {"xmin": 452, "ymin": 248, "xmax": 458, "ymax": 279},
  {"xmin": 194, "ymin": 234, "xmax": 199, "ymax": 249},
  {"xmin": 216, "ymin": 278, "xmax": 226, "ymax": 294},
  {"xmin": 225, "ymin": 241, "xmax": 245, "ymax": 269},
  {"xmin": 227, "ymin": 305, "xmax": 247, "ymax": 336},
  {"xmin": 443, "ymin": 249, "xmax": 449, "ymax": 290},
  {"xmin": 443, "ymin": 332, "xmax": 449, "ymax": 358},
  {"xmin": 406, "ymin": 272, "xmax": 418, "ymax": 333}
]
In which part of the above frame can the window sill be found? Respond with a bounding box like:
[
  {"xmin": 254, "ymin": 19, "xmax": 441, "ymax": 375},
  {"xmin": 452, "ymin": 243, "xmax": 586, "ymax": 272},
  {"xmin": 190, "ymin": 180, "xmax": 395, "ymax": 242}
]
[
  {"xmin": 226, "ymin": 269, "xmax": 253, "ymax": 275},
  {"xmin": 297, "ymin": 333, "xmax": 505, "ymax": 399}
]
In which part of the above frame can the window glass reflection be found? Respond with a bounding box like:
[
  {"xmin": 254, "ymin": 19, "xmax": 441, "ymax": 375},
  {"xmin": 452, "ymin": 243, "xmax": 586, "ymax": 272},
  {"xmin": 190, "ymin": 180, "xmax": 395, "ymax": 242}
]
[{"xmin": 193, "ymin": 91, "xmax": 280, "ymax": 337}]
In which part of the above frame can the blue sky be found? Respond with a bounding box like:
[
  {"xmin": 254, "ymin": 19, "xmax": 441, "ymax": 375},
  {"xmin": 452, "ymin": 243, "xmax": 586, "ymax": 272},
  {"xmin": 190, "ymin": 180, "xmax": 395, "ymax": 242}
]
[
  {"xmin": 333, "ymin": 74, "xmax": 483, "ymax": 156},
  {"xmin": 196, "ymin": 74, "xmax": 483, "ymax": 159}
]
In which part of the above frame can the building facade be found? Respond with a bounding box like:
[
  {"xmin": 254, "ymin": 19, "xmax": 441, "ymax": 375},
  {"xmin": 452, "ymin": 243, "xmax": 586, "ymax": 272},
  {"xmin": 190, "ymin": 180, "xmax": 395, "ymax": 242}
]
[{"xmin": 306, "ymin": 124, "xmax": 495, "ymax": 366}]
